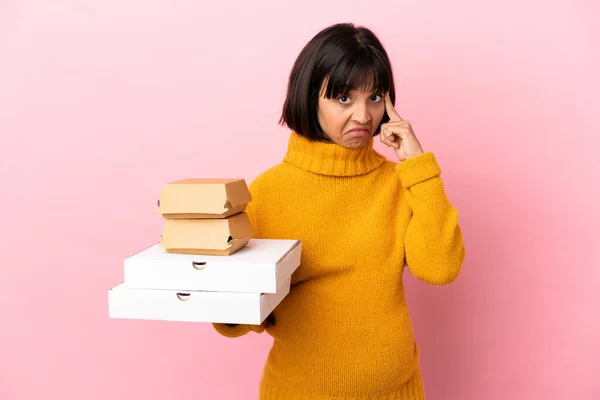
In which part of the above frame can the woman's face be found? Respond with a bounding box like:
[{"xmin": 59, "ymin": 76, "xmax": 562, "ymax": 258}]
[{"xmin": 317, "ymin": 85, "xmax": 386, "ymax": 149}]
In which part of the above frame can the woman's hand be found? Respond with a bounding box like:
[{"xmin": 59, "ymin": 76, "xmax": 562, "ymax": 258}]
[{"xmin": 380, "ymin": 93, "xmax": 424, "ymax": 162}]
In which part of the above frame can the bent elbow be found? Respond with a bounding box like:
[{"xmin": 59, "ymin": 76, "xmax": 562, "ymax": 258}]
[{"xmin": 410, "ymin": 245, "xmax": 466, "ymax": 285}]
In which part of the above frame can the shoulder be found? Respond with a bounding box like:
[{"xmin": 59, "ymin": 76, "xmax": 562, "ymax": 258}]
[{"xmin": 248, "ymin": 163, "xmax": 290, "ymax": 198}]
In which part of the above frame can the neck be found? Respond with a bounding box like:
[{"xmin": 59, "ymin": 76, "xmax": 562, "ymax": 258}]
[{"xmin": 282, "ymin": 132, "xmax": 386, "ymax": 177}]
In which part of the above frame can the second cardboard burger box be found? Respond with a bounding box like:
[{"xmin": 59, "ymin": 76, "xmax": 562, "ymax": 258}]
[{"xmin": 160, "ymin": 212, "xmax": 255, "ymax": 256}]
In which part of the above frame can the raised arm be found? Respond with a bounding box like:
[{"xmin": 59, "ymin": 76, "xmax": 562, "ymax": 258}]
[{"xmin": 396, "ymin": 152, "xmax": 465, "ymax": 285}]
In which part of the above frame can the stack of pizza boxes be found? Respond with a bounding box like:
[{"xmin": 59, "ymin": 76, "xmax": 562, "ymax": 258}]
[{"xmin": 108, "ymin": 179, "xmax": 302, "ymax": 325}]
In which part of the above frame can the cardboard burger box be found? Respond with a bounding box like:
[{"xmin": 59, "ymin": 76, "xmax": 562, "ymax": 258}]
[
  {"xmin": 160, "ymin": 212, "xmax": 255, "ymax": 256},
  {"xmin": 108, "ymin": 239, "xmax": 302, "ymax": 325},
  {"xmin": 157, "ymin": 178, "xmax": 252, "ymax": 219},
  {"xmin": 156, "ymin": 178, "xmax": 254, "ymax": 256}
]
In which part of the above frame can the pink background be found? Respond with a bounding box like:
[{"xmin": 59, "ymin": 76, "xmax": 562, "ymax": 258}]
[{"xmin": 1, "ymin": 1, "xmax": 598, "ymax": 399}]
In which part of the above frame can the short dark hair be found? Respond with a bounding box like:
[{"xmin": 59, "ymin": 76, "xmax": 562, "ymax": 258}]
[{"xmin": 280, "ymin": 23, "xmax": 396, "ymax": 142}]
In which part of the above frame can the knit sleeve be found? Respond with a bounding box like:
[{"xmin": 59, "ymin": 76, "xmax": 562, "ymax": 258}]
[
  {"xmin": 211, "ymin": 192, "xmax": 271, "ymax": 337},
  {"xmin": 395, "ymin": 152, "xmax": 466, "ymax": 285}
]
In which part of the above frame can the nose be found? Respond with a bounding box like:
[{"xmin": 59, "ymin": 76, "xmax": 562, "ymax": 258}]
[{"xmin": 352, "ymin": 102, "xmax": 371, "ymax": 125}]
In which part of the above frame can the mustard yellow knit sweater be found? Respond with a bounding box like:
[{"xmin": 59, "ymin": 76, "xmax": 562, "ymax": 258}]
[{"xmin": 214, "ymin": 132, "xmax": 465, "ymax": 399}]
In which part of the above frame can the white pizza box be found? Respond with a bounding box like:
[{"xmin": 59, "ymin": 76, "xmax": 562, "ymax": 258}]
[
  {"xmin": 108, "ymin": 277, "xmax": 291, "ymax": 325},
  {"xmin": 122, "ymin": 239, "xmax": 301, "ymax": 293}
]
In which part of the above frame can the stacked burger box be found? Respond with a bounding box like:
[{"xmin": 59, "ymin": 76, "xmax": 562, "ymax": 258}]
[
  {"xmin": 158, "ymin": 178, "xmax": 255, "ymax": 256},
  {"xmin": 108, "ymin": 178, "xmax": 301, "ymax": 325}
]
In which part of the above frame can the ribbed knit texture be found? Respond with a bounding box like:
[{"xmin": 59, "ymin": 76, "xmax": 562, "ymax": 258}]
[{"xmin": 213, "ymin": 133, "xmax": 465, "ymax": 399}]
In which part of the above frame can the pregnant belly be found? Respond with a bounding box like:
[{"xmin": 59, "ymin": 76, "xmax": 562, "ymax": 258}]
[{"xmin": 262, "ymin": 283, "xmax": 419, "ymax": 394}]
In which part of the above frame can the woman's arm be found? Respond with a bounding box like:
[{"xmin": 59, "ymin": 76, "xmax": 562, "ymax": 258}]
[{"xmin": 396, "ymin": 152, "xmax": 466, "ymax": 285}]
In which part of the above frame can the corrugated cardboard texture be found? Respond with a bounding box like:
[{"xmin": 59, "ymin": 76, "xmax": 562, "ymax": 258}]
[
  {"xmin": 160, "ymin": 212, "xmax": 255, "ymax": 256},
  {"xmin": 157, "ymin": 178, "xmax": 252, "ymax": 219},
  {"xmin": 165, "ymin": 239, "xmax": 249, "ymax": 256}
]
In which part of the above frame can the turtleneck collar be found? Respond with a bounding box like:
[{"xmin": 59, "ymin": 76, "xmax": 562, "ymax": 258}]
[{"xmin": 282, "ymin": 132, "xmax": 387, "ymax": 177}]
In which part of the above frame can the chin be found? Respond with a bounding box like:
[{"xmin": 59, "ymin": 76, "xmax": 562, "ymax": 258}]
[{"xmin": 341, "ymin": 137, "xmax": 370, "ymax": 149}]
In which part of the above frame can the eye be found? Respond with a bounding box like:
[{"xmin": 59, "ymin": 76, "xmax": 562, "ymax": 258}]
[
  {"xmin": 337, "ymin": 95, "xmax": 351, "ymax": 104},
  {"xmin": 370, "ymin": 94, "xmax": 383, "ymax": 102}
]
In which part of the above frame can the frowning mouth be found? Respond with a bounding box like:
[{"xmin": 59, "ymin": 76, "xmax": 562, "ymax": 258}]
[{"xmin": 345, "ymin": 127, "xmax": 370, "ymax": 136}]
